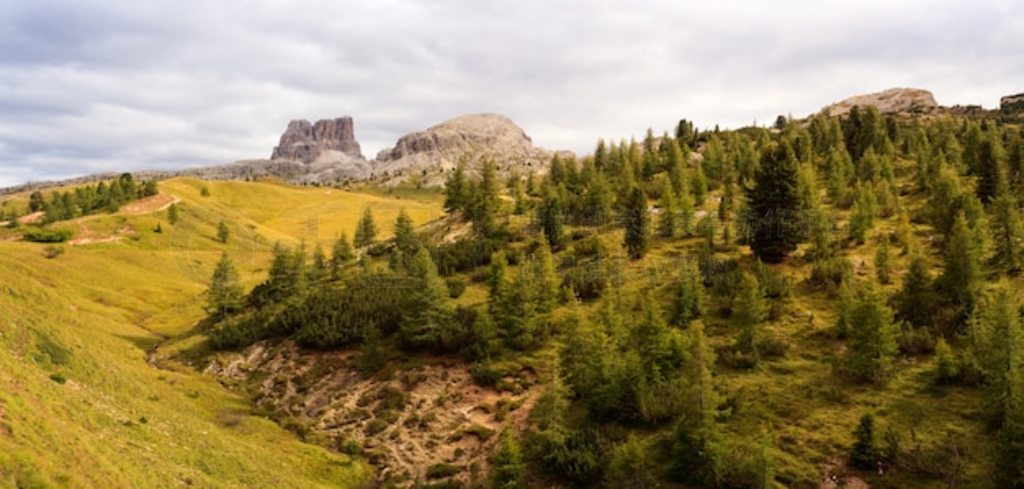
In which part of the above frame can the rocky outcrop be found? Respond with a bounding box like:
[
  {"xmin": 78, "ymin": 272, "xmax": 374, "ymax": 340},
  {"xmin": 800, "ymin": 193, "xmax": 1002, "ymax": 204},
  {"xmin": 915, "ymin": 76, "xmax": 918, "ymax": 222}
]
[
  {"xmin": 371, "ymin": 113, "xmax": 558, "ymax": 185},
  {"xmin": 271, "ymin": 117, "xmax": 363, "ymax": 162},
  {"xmin": 1001, "ymin": 93, "xmax": 1024, "ymax": 112},
  {"xmin": 821, "ymin": 88, "xmax": 938, "ymax": 117}
]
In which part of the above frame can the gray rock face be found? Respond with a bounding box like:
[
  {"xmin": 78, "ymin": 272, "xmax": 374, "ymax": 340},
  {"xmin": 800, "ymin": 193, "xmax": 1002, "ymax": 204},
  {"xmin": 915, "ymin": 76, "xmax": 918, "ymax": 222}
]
[
  {"xmin": 271, "ymin": 117, "xmax": 363, "ymax": 162},
  {"xmin": 821, "ymin": 88, "xmax": 938, "ymax": 117},
  {"xmin": 1001, "ymin": 93, "xmax": 1024, "ymax": 112}
]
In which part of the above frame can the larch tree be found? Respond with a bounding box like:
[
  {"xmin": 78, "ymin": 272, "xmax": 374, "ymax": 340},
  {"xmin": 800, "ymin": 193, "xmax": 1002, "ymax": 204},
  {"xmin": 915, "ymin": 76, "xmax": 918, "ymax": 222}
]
[
  {"xmin": 399, "ymin": 248, "xmax": 451, "ymax": 351},
  {"xmin": 623, "ymin": 186, "xmax": 651, "ymax": 259},
  {"xmin": 658, "ymin": 176, "xmax": 678, "ymax": 238},
  {"xmin": 845, "ymin": 283, "xmax": 899, "ymax": 383},
  {"xmin": 894, "ymin": 254, "xmax": 937, "ymax": 328},
  {"xmin": 206, "ymin": 253, "xmax": 243, "ymax": 317},
  {"xmin": 354, "ymin": 207, "xmax": 377, "ymax": 247},
  {"xmin": 875, "ymin": 235, "xmax": 892, "ymax": 284},
  {"xmin": 733, "ymin": 271, "xmax": 767, "ymax": 362}
]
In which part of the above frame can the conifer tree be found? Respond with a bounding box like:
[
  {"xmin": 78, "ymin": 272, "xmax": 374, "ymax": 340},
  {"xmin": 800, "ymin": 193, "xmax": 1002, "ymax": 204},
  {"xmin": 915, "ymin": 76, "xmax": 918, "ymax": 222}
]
[
  {"xmin": 393, "ymin": 209, "xmax": 419, "ymax": 256},
  {"xmin": 690, "ymin": 162, "xmax": 709, "ymax": 206},
  {"xmin": 995, "ymin": 328, "xmax": 1024, "ymax": 486},
  {"xmin": 671, "ymin": 321, "xmax": 723, "ymax": 485},
  {"xmin": 733, "ymin": 271, "xmax": 767, "ymax": 361},
  {"xmin": 581, "ymin": 170, "xmax": 613, "ymax": 226},
  {"xmin": 849, "ymin": 414, "xmax": 878, "ymax": 469},
  {"xmin": 330, "ymin": 232, "xmax": 353, "ymax": 279},
  {"xmin": 679, "ymin": 185, "xmax": 695, "ymax": 237},
  {"xmin": 354, "ymin": 207, "xmax": 377, "ymax": 247},
  {"xmin": 990, "ymin": 182, "xmax": 1024, "ymax": 274},
  {"xmin": 658, "ymin": 177, "xmax": 678, "ymax": 238},
  {"xmin": 673, "ymin": 267, "xmax": 704, "ymax": 326},
  {"xmin": 845, "ymin": 284, "xmax": 899, "ymax": 383},
  {"xmin": 746, "ymin": 142, "xmax": 801, "ymax": 263},
  {"xmin": 623, "ymin": 186, "xmax": 650, "ymax": 259},
  {"xmin": 875, "ymin": 235, "xmax": 891, "ymax": 284},
  {"xmin": 532, "ymin": 237, "xmax": 561, "ymax": 313},
  {"xmin": 399, "ymin": 248, "xmax": 451, "ymax": 351},
  {"xmin": 895, "ymin": 254, "xmax": 936, "ymax": 328},
  {"xmin": 469, "ymin": 159, "xmax": 501, "ymax": 236},
  {"xmin": 217, "ymin": 221, "xmax": 230, "ymax": 243},
  {"xmin": 939, "ymin": 212, "xmax": 982, "ymax": 320},
  {"xmin": 206, "ymin": 253, "xmax": 243, "ymax": 317},
  {"xmin": 490, "ymin": 429, "xmax": 525, "ymax": 489},
  {"xmin": 444, "ymin": 160, "xmax": 468, "ymax": 213},
  {"xmin": 976, "ymin": 132, "xmax": 1007, "ymax": 205},
  {"xmin": 308, "ymin": 244, "xmax": 327, "ymax": 283},
  {"xmin": 167, "ymin": 203, "xmax": 179, "ymax": 224},
  {"xmin": 538, "ymin": 182, "xmax": 565, "ymax": 248}
]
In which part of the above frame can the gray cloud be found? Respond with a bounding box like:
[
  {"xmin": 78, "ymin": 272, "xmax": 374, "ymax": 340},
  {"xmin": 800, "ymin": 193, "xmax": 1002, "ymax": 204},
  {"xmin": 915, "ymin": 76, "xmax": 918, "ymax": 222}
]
[{"xmin": 1, "ymin": 0, "xmax": 1022, "ymax": 186}]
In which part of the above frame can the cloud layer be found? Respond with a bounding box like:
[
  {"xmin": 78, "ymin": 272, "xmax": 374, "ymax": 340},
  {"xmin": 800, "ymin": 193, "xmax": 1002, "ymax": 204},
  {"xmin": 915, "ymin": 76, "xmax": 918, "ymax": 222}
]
[{"xmin": 1, "ymin": 0, "xmax": 1022, "ymax": 186}]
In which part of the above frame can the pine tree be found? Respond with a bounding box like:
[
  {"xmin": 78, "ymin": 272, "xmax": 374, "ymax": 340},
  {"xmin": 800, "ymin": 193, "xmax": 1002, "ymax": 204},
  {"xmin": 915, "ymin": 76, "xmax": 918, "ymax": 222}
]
[
  {"xmin": 657, "ymin": 177, "xmax": 678, "ymax": 238},
  {"xmin": 849, "ymin": 414, "xmax": 877, "ymax": 469},
  {"xmin": 690, "ymin": 162, "xmax": 708, "ymax": 206},
  {"xmin": 393, "ymin": 209, "xmax": 419, "ymax": 256},
  {"xmin": 469, "ymin": 160, "xmax": 501, "ymax": 236},
  {"xmin": 875, "ymin": 235, "xmax": 891, "ymax": 284},
  {"xmin": 678, "ymin": 186, "xmax": 695, "ymax": 237},
  {"xmin": 746, "ymin": 141, "xmax": 801, "ymax": 263},
  {"xmin": 671, "ymin": 321, "xmax": 723, "ymax": 486},
  {"xmin": 309, "ymin": 244, "xmax": 327, "ymax": 283},
  {"xmin": 939, "ymin": 212, "xmax": 982, "ymax": 320},
  {"xmin": 330, "ymin": 232, "xmax": 354, "ymax": 279},
  {"xmin": 444, "ymin": 160, "xmax": 468, "ymax": 213},
  {"xmin": 976, "ymin": 132, "xmax": 1007, "ymax": 205},
  {"xmin": 990, "ymin": 183, "xmax": 1024, "ymax": 274},
  {"xmin": 538, "ymin": 182, "xmax": 565, "ymax": 247},
  {"xmin": 167, "ymin": 203, "xmax": 179, "ymax": 224},
  {"xmin": 354, "ymin": 207, "xmax": 377, "ymax": 247},
  {"xmin": 673, "ymin": 267, "xmax": 704, "ymax": 326},
  {"xmin": 733, "ymin": 271, "xmax": 767, "ymax": 361},
  {"xmin": 995, "ymin": 327, "xmax": 1024, "ymax": 487},
  {"xmin": 399, "ymin": 248, "xmax": 452, "ymax": 351},
  {"xmin": 623, "ymin": 186, "xmax": 650, "ymax": 259},
  {"xmin": 845, "ymin": 284, "xmax": 899, "ymax": 383},
  {"xmin": 217, "ymin": 221, "xmax": 230, "ymax": 243},
  {"xmin": 532, "ymin": 238, "xmax": 560, "ymax": 313},
  {"xmin": 490, "ymin": 429, "xmax": 525, "ymax": 489},
  {"xmin": 894, "ymin": 254, "xmax": 936, "ymax": 328},
  {"xmin": 206, "ymin": 253, "xmax": 243, "ymax": 317}
]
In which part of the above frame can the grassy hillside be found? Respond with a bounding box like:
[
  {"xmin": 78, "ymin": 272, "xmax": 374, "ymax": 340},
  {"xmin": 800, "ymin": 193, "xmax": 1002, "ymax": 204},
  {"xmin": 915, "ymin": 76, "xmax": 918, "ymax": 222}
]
[{"xmin": 0, "ymin": 177, "xmax": 442, "ymax": 487}]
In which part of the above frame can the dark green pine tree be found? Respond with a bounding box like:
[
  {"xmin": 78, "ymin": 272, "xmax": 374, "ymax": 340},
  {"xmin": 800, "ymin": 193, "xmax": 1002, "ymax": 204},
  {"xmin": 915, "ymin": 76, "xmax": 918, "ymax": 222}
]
[
  {"xmin": 622, "ymin": 186, "xmax": 651, "ymax": 259},
  {"xmin": 733, "ymin": 271, "xmax": 766, "ymax": 362},
  {"xmin": 444, "ymin": 160, "xmax": 468, "ymax": 213},
  {"xmin": 745, "ymin": 141, "xmax": 801, "ymax": 263},
  {"xmin": 673, "ymin": 266, "xmax": 704, "ymax": 326},
  {"xmin": 938, "ymin": 212, "xmax": 982, "ymax": 320},
  {"xmin": 975, "ymin": 132, "xmax": 1007, "ymax": 205},
  {"xmin": 845, "ymin": 283, "xmax": 899, "ymax": 383},
  {"xmin": 330, "ymin": 232, "xmax": 354, "ymax": 279},
  {"xmin": 399, "ymin": 248, "xmax": 451, "ymax": 351},
  {"xmin": 894, "ymin": 254, "xmax": 937, "ymax": 328},
  {"xmin": 490, "ymin": 429, "xmax": 525, "ymax": 489},
  {"xmin": 849, "ymin": 414, "xmax": 878, "ymax": 469},
  {"xmin": 538, "ymin": 181, "xmax": 565, "ymax": 248},
  {"xmin": 206, "ymin": 253, "xmax": 243, "ymax": 317},
  {"xmin": 308, "ymin": 244, "xmax": 327, "ymax": 283},
  {"xmin": 216, "ymin": 221, "xmax": 230, "ymax": 244},
  {"xmin": 990, "ymin": 180, "xmax": 1024, "ymax": 274},
  {"xmin": 167, "ymin": 203, "xmax": 179, "ymax": 224},
  {"xmin": 354, "ymin": 207, "xmax": 377, "ymax": 247},
  {"xmin": 393, "ymin": 208, "xmax": 419, "ymax": 256},
  {"xmin": 658, "ymin": 177, "xmax": 678, "ymax": 238}
]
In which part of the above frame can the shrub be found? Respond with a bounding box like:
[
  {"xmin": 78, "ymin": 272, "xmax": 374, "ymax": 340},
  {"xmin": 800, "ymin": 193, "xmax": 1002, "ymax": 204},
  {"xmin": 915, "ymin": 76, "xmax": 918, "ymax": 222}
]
[
  {"xmin": 445, "ymin": 277, "xmax": 467, "ymax": 298},
  {"xmin": 807, "ymin": 257, "xmax": 852, "ymax": 293},
  {"xmin": 23, "ymin": 228, "xmax": 73, "ymax": 243},
  {"xmin": 898, "ymin": 324, "xmax": 935, "ymax": 355},
  {"xmin": 426, "ymin": 463, "xmax": 459, "ymax": 479},
  {"xmin": 430, "ymin": 237, "xmax": 504, "ymax": 275},
  {"xmin": 562, "ymin": 264, "xmax": 608, "ymax": 300},
  {"xmin": 42, "ymin": 245, "xmax": 65, "ymax": 259}
]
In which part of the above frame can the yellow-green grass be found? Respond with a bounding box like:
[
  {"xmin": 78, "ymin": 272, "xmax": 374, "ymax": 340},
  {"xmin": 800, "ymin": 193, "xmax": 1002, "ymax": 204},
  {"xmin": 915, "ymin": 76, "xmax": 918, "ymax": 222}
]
[{"xmin": 0, "ymin": 177, "xmax": 442, "ymax": 487}]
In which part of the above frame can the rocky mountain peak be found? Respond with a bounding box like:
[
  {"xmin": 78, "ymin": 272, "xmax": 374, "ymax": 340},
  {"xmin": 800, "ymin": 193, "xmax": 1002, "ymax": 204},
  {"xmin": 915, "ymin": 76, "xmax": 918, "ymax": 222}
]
[
  {"xmin": 271, "ymin": 117, "xmax": 363, "ymax": 162},
  {"xmin": 821, "ymin": 88, "xmax": 938, "ymax": 117}
]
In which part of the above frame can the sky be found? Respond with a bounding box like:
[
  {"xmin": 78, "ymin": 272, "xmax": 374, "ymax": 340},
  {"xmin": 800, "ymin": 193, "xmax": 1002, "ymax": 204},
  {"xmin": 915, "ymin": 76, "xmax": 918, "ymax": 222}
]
[{"xmin": 1, "ymin": 0, "xmax": 1022, "ymax": 187}]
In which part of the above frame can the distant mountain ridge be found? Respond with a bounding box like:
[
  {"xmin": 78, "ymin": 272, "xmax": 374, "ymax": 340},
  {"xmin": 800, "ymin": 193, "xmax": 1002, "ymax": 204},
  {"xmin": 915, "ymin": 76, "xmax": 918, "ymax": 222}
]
[{"xmin": 4, "ymin": 87, "xmax": 1022, "ymax": 195}]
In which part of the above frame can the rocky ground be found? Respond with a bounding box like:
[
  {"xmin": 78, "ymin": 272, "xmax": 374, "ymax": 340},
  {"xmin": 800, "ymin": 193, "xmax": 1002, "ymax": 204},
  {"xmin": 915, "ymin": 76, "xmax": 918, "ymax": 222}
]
[{"xmin": 206, "ymin": 341, "xmax": 540, "ymax": 487}]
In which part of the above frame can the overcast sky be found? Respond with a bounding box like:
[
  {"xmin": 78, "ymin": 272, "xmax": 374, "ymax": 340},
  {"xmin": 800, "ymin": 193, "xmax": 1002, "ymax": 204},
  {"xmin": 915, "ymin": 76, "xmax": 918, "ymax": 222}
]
[{"xmin": 1, "ymin": 0, "xmax": 1022, "ymax": 187}]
